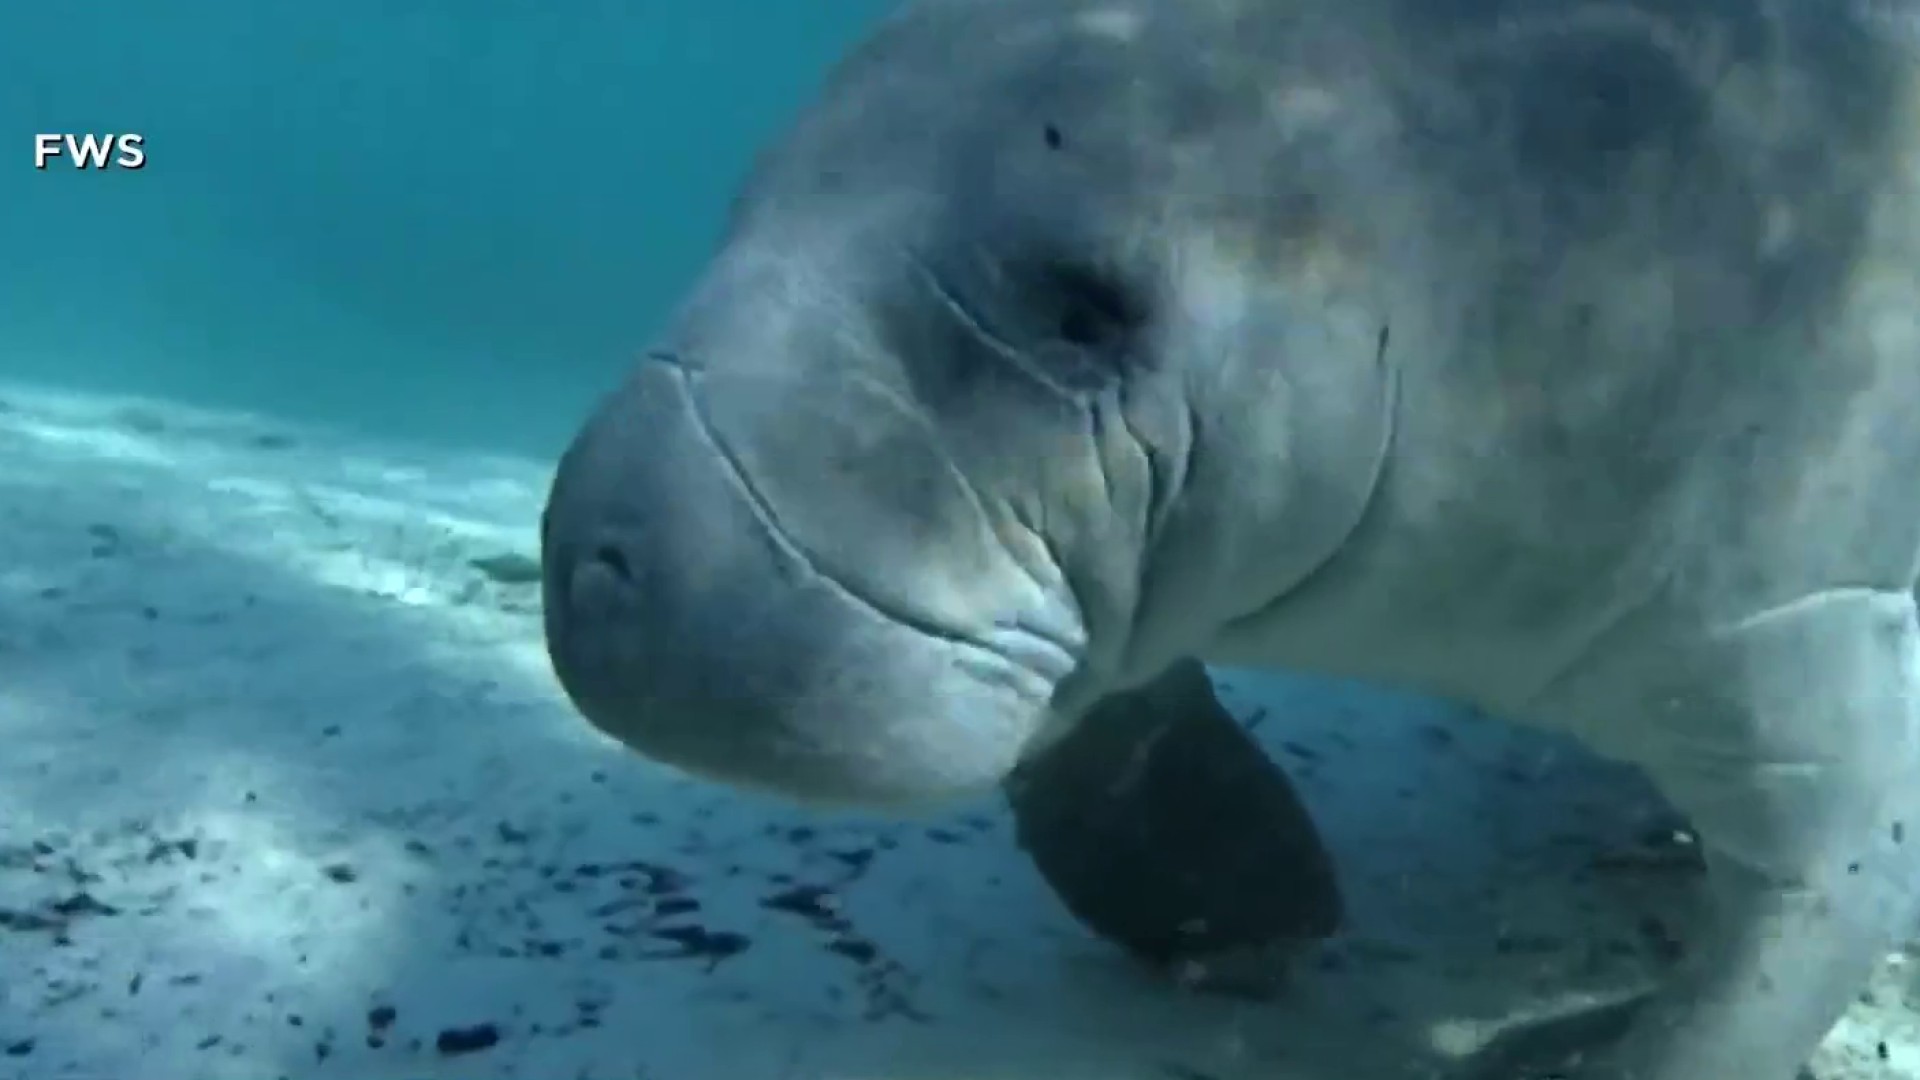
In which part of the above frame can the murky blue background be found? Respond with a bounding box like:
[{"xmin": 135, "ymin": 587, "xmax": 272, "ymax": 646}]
[{"xmin": 1, "ymin": 3, "xmax": 891, "ymax": 454}]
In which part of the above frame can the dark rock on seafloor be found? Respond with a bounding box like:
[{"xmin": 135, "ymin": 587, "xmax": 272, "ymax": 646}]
[{"xmin": 1006, "ymin": 659, "xmax": 1343, "ymax": 986}]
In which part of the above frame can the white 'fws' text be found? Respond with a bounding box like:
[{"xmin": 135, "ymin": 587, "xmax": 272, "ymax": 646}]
[{"xmin": 34, "ymin": 134, "xmax": 146, "ymax": 170}]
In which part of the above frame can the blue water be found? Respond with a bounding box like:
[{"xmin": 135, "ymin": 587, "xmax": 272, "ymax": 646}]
[{"xmin": 1, "ymin": 3, "xmax": 891, "ymax": 454}]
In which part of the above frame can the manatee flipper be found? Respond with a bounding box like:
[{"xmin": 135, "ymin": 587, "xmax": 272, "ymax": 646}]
[
  {"xmin": 1482, "ymin": 590, "xmax": 1920, "ymax": 1080},
  {"xmin": 1004, "ymin": 659, "xmax": 1341, "ymax": 988},
  {"xmin": 1461, "ymin": 993, "xmax": 1818, "ymax": 1080}
]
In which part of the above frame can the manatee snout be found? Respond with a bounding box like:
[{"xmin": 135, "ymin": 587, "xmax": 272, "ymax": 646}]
[{"xmin": 541, "ymin": 345, "xmax": 1089, "ymax": 807}]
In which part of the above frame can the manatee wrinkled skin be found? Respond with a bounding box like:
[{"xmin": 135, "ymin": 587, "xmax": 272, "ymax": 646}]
[{"xmin": 540, "ymin": 0, "xmax": 1920, "ymax": 1076}]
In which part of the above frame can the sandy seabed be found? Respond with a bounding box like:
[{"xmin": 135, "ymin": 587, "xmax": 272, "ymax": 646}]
[{"xmin": 0, "ymin": 382, "xmax": 1916, "ymax": 1080}]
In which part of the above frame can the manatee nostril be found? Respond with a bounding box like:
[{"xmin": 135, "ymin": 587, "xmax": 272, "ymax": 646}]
[{"xmin": 593, "ymin": 544, "xmax": 636, "ymax": 584}]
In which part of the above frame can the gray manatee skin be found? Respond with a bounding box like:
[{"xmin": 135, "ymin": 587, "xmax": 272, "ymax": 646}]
[
  {"xmin": 1005, "ymin": 659, "xmax": 1340, "ymax": 976},
  {"xmin": 540, "ymin": 0, "xmax": 1920, "ymax": 1076}
]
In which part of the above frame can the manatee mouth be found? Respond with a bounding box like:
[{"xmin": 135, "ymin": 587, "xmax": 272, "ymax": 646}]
[
  {"xmin": 541, "ymin": 354, "xmax": 1088, "ymax": 807},
  {"xmin": 668, "ymin": 354, "xmax": 1081, "ymax": 706}
]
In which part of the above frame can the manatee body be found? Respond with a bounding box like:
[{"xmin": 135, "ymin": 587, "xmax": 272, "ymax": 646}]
[{"xmin": 540, "ymin": 1, "xmax": 1920, "ymax": 1077}]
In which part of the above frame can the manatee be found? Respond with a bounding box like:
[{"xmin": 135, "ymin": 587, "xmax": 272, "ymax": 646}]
[{"xmin": 539, "ymin": 0, "xmax": 1920, "ymax": 1077}]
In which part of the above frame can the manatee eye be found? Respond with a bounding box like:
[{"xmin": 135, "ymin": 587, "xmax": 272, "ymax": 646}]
[{"xmin": 1048, "ymin": 262, "xmax": 1144, "ymax": 349}]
